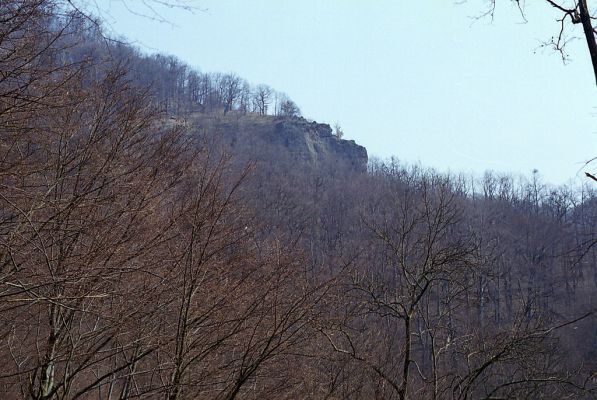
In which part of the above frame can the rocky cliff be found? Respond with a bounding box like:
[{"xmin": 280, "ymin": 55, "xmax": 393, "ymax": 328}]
[{"xmin": 188, "ymin": 113, "xmax": 368, "ymax": 173}]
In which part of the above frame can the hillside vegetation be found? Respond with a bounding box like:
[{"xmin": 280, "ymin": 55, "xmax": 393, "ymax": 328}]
[{"xmin": 0, "ymin": 2, "xmax": 595, "ymax": 399}]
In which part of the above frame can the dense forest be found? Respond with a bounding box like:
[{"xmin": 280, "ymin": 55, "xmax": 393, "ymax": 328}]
[{"xmin": 0, "ymin": 1, "xmax": 596, "ymax": 399}]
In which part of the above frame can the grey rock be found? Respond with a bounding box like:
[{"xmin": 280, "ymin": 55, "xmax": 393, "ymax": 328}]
[{"xmin": 189, "ymin": 113, "xmax": 368, "ymax": 173}]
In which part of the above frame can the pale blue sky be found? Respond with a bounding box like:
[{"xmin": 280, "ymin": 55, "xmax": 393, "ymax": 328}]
[{"xmin": 97, "ymin": 0, "xmax": 597, "ymax": 185}]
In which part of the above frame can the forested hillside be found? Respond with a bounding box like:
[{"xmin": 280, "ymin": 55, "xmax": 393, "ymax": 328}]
[{"xmin": 0, "ymin": 1, "xmax": 596, "ymax": 399}]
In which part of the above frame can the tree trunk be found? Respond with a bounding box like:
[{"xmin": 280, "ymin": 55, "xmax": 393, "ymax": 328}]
[{"xmin": 578, "ymin": 0, "xmax": 597, "ymax": 86}]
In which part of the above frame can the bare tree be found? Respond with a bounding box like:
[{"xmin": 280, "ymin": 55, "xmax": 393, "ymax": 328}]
[
  {"xmin": 319, "ymin": 169, "xmax": 477, "ymax": 399},
  {"xmin": 478, "ymin": 0, "xmax": 597, "ymax": 86},
  {"xmin": 252, "ymin": 84, "xmax": 273, "ymax": 115},
  {"xmin": 0, "ymin": 60, "xmax": 192, "ymax": 398},
  {"xmin": 218, "ymin": 73, "xmax": 243, "ymax": 114},
  {"xmin": 333, "ymin": 123, "xmax": 344, "ymax": 139},
  {"xmin": 278, "ymin": 98, "xmax": 301, "ymax": 117}
]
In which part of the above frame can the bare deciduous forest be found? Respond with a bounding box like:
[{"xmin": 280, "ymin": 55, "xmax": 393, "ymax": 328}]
[{"xmin": 0, "ymin": 1, "xmax": 596, "ymax": 399}]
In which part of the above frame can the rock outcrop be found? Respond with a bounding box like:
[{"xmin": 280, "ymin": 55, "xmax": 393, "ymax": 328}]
[{"xmin": 188, "ymin": 113, "xmax": 368, "ymax": 173}]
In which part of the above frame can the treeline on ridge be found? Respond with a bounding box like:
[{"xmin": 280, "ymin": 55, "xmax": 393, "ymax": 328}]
[{"xmin": 67, "ymin": 14, "xmax": 301, "ymax": 117}]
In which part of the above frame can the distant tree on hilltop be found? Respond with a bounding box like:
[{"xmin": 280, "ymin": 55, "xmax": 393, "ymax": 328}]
[{"xmin": 279, "ymin": 98, "xmax": 301, "ymax": 117}]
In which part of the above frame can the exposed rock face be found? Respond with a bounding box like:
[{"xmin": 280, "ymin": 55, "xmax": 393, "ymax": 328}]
[
  {"xmin": 272, "ymin": 118, "xmax": 368, "ymax": 172},
  {"xmin": 189, "ymin": 113, "xmax": 368, "ymax": 173}
]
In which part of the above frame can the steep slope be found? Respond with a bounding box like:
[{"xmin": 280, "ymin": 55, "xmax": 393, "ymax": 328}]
[{"xmin": 186, "ymin": 113, "xmax": 368, "ymax": 173}]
